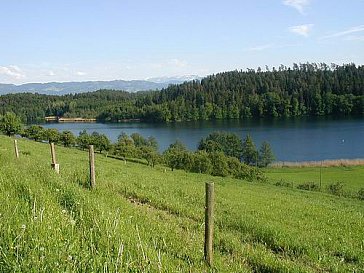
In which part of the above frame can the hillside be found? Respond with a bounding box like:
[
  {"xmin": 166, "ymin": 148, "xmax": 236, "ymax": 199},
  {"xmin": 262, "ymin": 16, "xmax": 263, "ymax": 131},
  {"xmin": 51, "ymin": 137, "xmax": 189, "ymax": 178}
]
[{"xmin": 0, "ymin": 135, "xmax": 364, "ymax": 272}]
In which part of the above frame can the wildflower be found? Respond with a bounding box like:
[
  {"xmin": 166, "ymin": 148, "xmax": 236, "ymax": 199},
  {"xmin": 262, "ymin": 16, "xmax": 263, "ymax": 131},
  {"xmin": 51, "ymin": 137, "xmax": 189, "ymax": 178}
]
[
  {"xmin": 40, "ymin": 247, "xmax": 45, "ymax": 251},
  {"xmin": 21, "ymin": 224, "xmax": 26, "ymax": 229},
  {"xmin": 62, "ymin": 209, "xmax": 66, "ymax": 214},
  {"xmin": 67, "ymin": 255, "xmax": 73, "ymax": 261},
  {"xmin": 70, "ymin": 219, "xmax": 76, "ymax": 226}
]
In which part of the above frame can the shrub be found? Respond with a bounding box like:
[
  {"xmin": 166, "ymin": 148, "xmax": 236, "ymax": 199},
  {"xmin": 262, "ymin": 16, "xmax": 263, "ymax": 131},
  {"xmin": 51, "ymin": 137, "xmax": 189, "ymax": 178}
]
[
  {"xmin": 274, "ymin": 179, "xmax": 293, "ymax": 188},
  {"xmin": 357, "ymin": 188, "xmax": 364, "ymax": 200},
  {"xmin": 327, "ymin": 182, "xmax": 344, "ymax": 196},
  {"xmin": 191, "ymin": 151, "xmax": 212, "ymax": 174},
  {"xmin": 297, "ymin": 182, "xmax": 320, "ymax": 191},
  {"xmin": 208, "ymin": 152, "xmax": 229, "ymax": 177}
]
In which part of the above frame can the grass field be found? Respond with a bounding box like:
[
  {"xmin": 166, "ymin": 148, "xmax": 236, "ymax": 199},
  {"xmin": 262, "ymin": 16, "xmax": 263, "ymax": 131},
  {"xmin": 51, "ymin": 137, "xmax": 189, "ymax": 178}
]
[
  {"xmin": 0, "ymin": 135, "xmax": 364, "ymax": 272},
  {"xmin": 266, "ymin": 166, "xmax": 364, "ymax": 193}
]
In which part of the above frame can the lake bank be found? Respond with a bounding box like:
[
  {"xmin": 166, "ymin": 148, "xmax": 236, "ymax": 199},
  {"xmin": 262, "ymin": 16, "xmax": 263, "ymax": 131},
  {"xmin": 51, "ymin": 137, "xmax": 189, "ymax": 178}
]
[{"xmin": 271, "ymin": 158, "xmax": 364, "ymax": 168}]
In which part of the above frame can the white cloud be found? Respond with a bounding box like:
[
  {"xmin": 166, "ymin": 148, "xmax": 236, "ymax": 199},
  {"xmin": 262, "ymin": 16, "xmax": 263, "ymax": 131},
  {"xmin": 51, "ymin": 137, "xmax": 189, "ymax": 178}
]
[
  {"xmin": 289, "ymin": 24, "xmax": 314, "ymax": 37},
  {"xmin": 48, "ymin": 70, "xmax": 56, "ymax": 76},
  {"xmin": 321, "ymin": 25, "xmax": 364, "ymax": 39},
  {"xmin": 0, "ymin": 65, "xmax": 25, "ymax": 79},
  {"xmin": 76, "ymin": 71, "xmax": 87, "ymax": 76},
  {"xmin": 283, "ymin": 0, "xmax": 310, "ymax": 14}
]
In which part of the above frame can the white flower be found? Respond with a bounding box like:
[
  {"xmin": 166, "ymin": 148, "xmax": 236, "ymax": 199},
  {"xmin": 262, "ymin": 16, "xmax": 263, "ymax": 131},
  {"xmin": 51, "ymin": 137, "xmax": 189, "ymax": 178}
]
[
  {"xmin": 21, "ymin": 224, "xmax": 26, "ymax": 229},
  {"xmin": 62, "ymin": 210, "xmax": 66, "ymax": 214}
]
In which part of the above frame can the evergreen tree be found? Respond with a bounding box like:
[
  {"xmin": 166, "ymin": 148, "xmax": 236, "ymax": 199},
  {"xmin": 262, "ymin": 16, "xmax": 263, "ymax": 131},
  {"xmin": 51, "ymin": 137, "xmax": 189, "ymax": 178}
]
[
  {"xmin": 242, "ymin": 134, "xmax": 258, "ymax": 165},
  {"xmin": 258, "ymin": 141, "xmax": 275, "ymax": 167}
]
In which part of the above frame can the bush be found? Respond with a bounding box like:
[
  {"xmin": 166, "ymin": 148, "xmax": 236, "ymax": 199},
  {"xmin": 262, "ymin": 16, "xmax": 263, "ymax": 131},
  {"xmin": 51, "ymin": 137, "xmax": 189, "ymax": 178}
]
[
  {"xmin": 191, "ymin": 151, "xmax": 212, "ymax": 174},
  {"xmin": 208, "ymin": 152, "xmax": 229, "ymax": 177},
  {"xmin": 297, "ymin": 182, "xmax": 320, "ymax": 191},
  {"xmin": 327, "ymin": 182, "xmax": 344, "ymax": 196},
  {"xmin": 274, "ymin": 179, "xmax": 293, "ymax": 188},
  {"xmin": 358, "ymin": 188, "xmax": 364, "ymax": 200}
]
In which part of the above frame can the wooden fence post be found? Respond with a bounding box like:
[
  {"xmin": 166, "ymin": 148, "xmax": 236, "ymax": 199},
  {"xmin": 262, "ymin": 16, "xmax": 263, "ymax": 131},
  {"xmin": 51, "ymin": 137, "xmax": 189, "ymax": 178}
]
[
  {"xmin": 50, "ymin": 142, "xmax": 60, "ymax": 174},
  {"xmin": 204, "ymin": 182, "xmax": 215, "ymax": 266},
  {"xmin": 89, "ymin": 145, "xmax": 96, "ymax": 189},
  {"xmin": 14, "ymin": 139, "xmax": 19, "ymax": 159}
]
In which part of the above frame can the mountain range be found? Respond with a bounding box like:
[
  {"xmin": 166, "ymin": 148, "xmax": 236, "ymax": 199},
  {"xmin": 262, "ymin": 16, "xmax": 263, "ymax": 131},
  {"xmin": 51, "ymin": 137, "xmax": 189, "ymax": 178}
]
[{"xmin": 0, "ymin": 75, "xmax": 202, "ymax": 95}]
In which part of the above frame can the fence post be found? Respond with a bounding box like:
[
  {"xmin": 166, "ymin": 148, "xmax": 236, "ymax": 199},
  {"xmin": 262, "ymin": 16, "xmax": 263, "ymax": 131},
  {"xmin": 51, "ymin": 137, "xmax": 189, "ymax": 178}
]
[
  {"xmin": 14, "ymin": 139, "xmax": 19, "ymax": 159},
  {"xmin": 204, "ymin": 182, "xmax": 215, "ymax": 266},
  {"xmin": 89, "ymin": 145, "xmax": 96, "ymax": 189},
  {"xmin": 50, "ymin": 142, "xmax": 60, "ymax": 174}
]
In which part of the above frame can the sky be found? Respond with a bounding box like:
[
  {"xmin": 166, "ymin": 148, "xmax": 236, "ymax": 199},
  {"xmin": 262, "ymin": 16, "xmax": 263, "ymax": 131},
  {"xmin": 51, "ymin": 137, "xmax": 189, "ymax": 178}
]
[{"xmin": 0, "ymin": 0, "xmax": 363, "ymax": 84}]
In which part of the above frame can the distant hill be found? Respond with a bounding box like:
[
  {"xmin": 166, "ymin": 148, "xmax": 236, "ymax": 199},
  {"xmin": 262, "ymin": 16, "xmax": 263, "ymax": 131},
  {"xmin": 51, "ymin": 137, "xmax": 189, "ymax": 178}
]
[{"xmin": 0, "ymin": 76, "xmax": 201, "ymax": 95}]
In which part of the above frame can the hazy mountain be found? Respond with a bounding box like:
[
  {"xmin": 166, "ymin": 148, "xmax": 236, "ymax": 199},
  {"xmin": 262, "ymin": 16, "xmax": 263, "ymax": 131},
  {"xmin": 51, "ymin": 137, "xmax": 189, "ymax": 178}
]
[
  {"xmin": 0, "ymin": 80, "xmax": 169, "ymax": 95},
  {"xmin": 0, "ymin": 76, "xmax": 193, "ymax": 96},
  {"xmin": 146, "ymin": 75, "xmax": 202, "ymax": 84}
]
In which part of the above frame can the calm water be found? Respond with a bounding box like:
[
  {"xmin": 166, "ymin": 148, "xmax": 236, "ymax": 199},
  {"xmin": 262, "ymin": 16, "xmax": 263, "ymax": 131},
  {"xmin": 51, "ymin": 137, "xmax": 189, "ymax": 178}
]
[{"xmin": 42, "ymin": 117, "xmax": 364, "ymax": 162}]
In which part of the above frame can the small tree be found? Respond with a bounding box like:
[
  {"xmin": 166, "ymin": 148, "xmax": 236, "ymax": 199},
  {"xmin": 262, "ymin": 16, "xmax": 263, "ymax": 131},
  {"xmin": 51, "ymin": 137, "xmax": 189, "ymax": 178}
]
[
  {"xmin": 169, "ymin": 140, "xmax": 187, "ymax": 151},
  {"xmin": 258, "ymin": 141, "xmax": 275, "ymax": 167},
  {"xmin": 131, "ymin": 133, "xmax": 147, "ymax": 147},
  {"xmin": 208, "ymin": 152, "xmax": 229, "ymax": 177},
  {"xmin": 77, "ymin": 130, "xmax": 91, "ymax": 150},
  {"xmin": 43, "ymin": 128, "xmax": 60, "ymax": 143},
  {"xmin": 60, "ymin": 131, "xmax": 76, "ymax": 147},
  {"xmin": 163, "ymin": 140, "xmax": 191, "ymax": 171},
  {"xmin": 139, "ymin": 146, "xmax": 160, "ymax": 167},
  {"xmin": 0, "ymin": 112, "xmax": 22, "ymax": 136},
  {"xmin": 113, "ymin": 133, "xmax": 136, "ymax": 159},
  {"xmin": 147, "ymin": 136, "xmax": 159, "ymax": 150},
  {"xmin": 163, "ymin": 147, "xmax": 180, "ymax": 171},
  {"xmin": 90, "ymin": 132, "xmax": 111, "ymax": 153},
  {"xmin": 23, "ymin": 125, "xmax": 44, "ymax": 141},
  {"xmin": 242, "ymin": 134, "xmax": 258, "ymax": 165},
  {"xmin": 96, "ymin": 134, "xmax": 111, "ymax": 153},
  {"xmin": 198, "ymin": 131, "xmax": 243, "ymax": 159},
  {"xmin": 191, "ymin": 150, "xmax": 212, "ymax": 174}
]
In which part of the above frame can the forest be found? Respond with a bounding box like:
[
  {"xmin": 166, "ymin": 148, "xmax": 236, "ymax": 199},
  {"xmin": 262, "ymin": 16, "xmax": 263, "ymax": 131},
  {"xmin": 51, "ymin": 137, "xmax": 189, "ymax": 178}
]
[{"xmin": 0, "ymin": 63, "xmax": 363, "ymax": 123}]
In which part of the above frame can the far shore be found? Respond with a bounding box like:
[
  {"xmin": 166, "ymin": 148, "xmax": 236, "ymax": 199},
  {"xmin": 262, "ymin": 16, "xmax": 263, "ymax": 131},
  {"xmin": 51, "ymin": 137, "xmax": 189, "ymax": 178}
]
[{"xmin": 270, "ymin": 158, "xmax": 364, "ymax": 168}]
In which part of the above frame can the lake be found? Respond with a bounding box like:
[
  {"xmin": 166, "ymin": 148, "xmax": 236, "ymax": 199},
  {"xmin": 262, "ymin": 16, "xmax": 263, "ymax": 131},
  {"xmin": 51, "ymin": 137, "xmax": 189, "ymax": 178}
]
[{"xmin": 42, "ymin": 117, "xmax": 364, "ymax": 162}]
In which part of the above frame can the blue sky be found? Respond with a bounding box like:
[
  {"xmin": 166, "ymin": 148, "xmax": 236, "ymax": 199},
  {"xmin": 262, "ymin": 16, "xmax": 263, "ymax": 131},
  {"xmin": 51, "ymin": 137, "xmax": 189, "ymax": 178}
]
[{"xmin": 0, "ymin": 0, "xmax": 363, "ymax": 84}]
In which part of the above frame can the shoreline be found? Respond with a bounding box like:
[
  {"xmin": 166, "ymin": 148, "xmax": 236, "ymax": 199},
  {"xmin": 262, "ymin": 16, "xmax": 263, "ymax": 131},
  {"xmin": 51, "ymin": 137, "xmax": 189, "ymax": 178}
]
[{"xmin": 270, "ymin": 158, "xmax": 364, "ymax": 168}]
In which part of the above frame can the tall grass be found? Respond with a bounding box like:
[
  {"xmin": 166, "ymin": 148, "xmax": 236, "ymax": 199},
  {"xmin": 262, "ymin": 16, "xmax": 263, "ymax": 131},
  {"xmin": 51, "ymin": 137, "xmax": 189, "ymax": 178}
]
[{"xmin": 1, "ymin": 136, "xmax": 364, "ymax": 272}]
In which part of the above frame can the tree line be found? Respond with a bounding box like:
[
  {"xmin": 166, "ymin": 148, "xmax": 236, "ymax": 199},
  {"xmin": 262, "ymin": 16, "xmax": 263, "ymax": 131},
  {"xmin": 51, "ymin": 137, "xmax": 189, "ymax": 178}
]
[
  {"xmin": 0, "ymin": 63, "xmax": 363, "ymax": 123},
  {"xmin": 0, "ymin": 112, "xmax": 274, "ymax": 181}
]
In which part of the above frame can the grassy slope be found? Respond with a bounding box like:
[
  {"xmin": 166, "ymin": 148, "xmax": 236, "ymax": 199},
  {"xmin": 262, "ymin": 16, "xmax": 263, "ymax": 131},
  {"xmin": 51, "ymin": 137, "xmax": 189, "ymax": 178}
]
[
  {"xmin": 0, "ymin": 135, "xmax": 363, "ymax": 272},
  {"xmin": 266, "ymin": 166, "xmax": 364, "ymax": 193}
]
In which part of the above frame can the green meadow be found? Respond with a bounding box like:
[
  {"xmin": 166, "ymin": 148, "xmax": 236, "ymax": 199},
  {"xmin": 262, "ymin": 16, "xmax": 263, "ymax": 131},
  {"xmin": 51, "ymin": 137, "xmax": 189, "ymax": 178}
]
[
  {"xmin": 266, "ymin": 166, "xmax": 364, "ymax": 193},
  {"xmin": 0, "ymin": 135, "xmax": 363, "ymax": 272}
]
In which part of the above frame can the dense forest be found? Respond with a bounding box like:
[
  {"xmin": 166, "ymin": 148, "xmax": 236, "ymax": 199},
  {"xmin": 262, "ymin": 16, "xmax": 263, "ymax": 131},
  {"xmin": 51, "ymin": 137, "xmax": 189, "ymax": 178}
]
[{"xmin": 0, "ymin": 63, "xmax": 363, "ymax": 123}]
